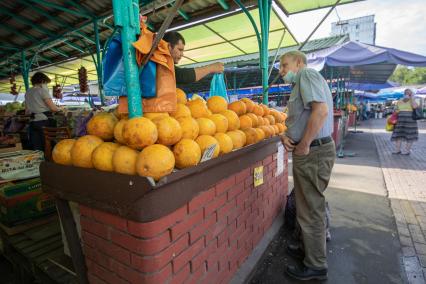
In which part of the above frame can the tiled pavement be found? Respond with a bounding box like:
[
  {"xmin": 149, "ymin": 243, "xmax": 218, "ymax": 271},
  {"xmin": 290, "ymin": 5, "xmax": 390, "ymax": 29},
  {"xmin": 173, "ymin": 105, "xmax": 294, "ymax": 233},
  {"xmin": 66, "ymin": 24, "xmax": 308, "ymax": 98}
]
[{"xmin": 371, "ymin": 119, "xmax": 426, "ymax": 283}]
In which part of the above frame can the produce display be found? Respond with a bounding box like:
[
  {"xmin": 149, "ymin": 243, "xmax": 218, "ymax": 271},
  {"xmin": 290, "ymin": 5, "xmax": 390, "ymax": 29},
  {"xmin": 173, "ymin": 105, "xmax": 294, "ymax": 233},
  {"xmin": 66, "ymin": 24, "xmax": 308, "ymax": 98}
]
[{"xmin": 51, "ymin": 89, "xmax": 287, "ymax": 182}]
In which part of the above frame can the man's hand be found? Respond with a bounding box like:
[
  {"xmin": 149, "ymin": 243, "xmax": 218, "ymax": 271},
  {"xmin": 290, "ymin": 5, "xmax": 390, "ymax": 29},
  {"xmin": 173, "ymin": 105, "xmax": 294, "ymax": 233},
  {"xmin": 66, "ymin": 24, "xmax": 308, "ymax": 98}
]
[
  {"xmin": 209, "ymin": 62, "xmax": 224, "ymax": 73},
  {"xmin": 280, "ymin": 135, "xmax": 295, "ymax": 152},
  {"xmin": 294, "ymin": 141, "xmax": 310, "ymax": 156}
]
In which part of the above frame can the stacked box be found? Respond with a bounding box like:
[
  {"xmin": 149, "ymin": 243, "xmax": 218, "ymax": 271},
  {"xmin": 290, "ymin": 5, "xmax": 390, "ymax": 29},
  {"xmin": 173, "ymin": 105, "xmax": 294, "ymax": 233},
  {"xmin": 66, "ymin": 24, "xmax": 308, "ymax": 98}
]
[{"xmin": 0, "ymin": 178, "xmax": 56, "ymax": 226}]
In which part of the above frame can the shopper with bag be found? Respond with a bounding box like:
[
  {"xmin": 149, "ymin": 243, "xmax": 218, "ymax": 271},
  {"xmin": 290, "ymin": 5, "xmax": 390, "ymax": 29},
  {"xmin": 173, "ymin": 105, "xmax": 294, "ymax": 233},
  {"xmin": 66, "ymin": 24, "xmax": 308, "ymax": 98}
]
[
  {"xmin": 391, "ymin": 88, "xmax": 419, "ymax": 155},
  {"xmin": 279, "ymin": 51, "xmax": 335, "ymax": 281},
  {"xmin": 163, "ymin": 32, "xmax": 224, "ymax": 85}
]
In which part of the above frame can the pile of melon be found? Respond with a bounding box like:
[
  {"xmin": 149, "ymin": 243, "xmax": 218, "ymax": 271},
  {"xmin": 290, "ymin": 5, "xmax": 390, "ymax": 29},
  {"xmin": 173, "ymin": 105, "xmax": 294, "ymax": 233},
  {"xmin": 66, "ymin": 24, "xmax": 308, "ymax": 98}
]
[{"xmin": 52, "ymin": 89, "xmax": 287, "ymax": 181}]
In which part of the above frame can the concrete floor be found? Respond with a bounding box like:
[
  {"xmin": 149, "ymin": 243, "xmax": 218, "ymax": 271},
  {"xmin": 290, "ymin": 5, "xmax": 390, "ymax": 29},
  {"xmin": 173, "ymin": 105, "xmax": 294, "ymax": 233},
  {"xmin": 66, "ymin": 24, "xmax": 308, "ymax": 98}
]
[{"xmin": 250, "ymin": 126, "xmax": 406, "ymax": 284}]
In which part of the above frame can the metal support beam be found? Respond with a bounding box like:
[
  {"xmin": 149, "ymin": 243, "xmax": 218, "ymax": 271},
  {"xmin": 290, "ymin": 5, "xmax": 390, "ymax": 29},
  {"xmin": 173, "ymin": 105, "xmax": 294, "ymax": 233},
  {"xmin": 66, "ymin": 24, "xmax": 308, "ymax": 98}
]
[
  {"xmin": 27, "ymin": 0, "xmax": 92, "ymax": 19},
  {"xmin": 299, "ymin": 0, "xmax": 342, "ymax": 50},
  {"xmin": 67, "ymin": 0, "xmax": 95, "ymax": 17},
  {"xmin": 233, "ymin": 0, "xmax": 262, "ymax": 55},
  {"xmin": 93, "ymin": 20, "xmax": 105, "ymax": 105},
  {"xmin": 21, "ymin": 51, "xmax": 30, "ymax": 91},
  {"xmin": 113, "ymin": 0, "xmax": 143, "ymax": 117},
  {"xmin": 64, "ymin": 41, "xmax": 85, "ymax": 53},
  {"xmin": 50, "ymin": 48, "xmax": 70, "ymax": 58},
  {"xmin": 217, "ymin": 0, "xmax": 230, "ymax": 10}
]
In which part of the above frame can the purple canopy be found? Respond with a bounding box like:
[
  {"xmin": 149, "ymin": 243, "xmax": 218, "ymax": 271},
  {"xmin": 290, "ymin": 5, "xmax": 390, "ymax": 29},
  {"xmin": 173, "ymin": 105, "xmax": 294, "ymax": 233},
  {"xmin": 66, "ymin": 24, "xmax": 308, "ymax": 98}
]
[
  {"xmin": 307, "ymin": 41, "xmax": 426, "ymax": 71},
  {"xmin": 417, "ymin": 86, "xmax": 426, "ymax": 94}
]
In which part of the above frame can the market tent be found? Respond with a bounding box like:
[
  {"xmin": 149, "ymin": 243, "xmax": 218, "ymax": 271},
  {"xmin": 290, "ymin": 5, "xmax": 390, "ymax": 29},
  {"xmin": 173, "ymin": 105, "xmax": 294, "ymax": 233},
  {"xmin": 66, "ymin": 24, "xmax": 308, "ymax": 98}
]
[
  {"xmin": 304, "ymin": 41, "xmax": 426, "ymax": 84},
  {"xmin": 275, "ymin": 0, "xmax": 363, "ymax": 15},
  {"xmin": 417, "ymin": 86, "xmax": 426, "ymax": 94},
  {"xmin": 346, "ymin": 81, "xmax": 399, "ymax": 92}
]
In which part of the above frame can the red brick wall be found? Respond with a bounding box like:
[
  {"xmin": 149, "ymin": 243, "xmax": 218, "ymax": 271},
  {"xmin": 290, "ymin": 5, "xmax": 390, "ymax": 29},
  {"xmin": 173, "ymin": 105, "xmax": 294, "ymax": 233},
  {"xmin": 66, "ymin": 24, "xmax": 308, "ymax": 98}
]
[{"xmin": 79, "ymin": 151, "xmax": 288, "ymax": 284}]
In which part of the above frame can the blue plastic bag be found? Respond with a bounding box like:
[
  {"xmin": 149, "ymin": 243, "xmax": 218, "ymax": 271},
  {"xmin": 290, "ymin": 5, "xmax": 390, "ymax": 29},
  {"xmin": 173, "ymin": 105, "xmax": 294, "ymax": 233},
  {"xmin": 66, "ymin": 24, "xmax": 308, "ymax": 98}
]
[
  {"xmin": 103, "ymin": 34, "xmax": 156, "ymax": 98},
  {"xmin": 209, "ymin": 74, "xmax": 228, "ymax": 102}
]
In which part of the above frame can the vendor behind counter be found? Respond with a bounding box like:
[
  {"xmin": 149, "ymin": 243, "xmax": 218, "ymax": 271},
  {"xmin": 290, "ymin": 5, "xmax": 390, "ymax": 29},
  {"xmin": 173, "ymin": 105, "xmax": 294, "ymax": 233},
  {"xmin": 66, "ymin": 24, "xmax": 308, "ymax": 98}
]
[
  {"xmin": 163, "ymin": 32, "xmax": 224, "ymax": 85},
  {"xmin": 25, "ymin": 72, "xmax": 60, "ymax": 151}
]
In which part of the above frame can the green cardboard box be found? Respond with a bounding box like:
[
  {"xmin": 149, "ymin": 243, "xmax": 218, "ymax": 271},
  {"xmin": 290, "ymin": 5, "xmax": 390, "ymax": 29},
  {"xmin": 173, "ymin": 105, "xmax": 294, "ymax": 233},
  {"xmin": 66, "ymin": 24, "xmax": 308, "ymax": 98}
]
[{"xmin": 0, "ymin": 178, "xmax": 56, "ymax": 227}]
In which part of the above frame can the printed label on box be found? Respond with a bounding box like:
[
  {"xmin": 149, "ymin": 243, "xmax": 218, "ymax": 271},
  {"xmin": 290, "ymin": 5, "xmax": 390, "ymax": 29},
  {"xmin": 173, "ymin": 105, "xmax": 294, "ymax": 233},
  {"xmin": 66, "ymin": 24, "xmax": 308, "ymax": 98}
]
[{"xmin": 201, "ymin": 144, "xmax": 217, "ymax": 163}]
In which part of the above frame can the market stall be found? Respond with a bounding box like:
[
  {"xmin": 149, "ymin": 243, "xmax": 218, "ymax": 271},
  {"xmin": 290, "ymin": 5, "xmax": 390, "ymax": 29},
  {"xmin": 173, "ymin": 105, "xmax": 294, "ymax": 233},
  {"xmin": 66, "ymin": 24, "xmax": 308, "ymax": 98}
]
[{"xmin": 1, "ymin": 0, "xmax": 362, "ymax": 283}]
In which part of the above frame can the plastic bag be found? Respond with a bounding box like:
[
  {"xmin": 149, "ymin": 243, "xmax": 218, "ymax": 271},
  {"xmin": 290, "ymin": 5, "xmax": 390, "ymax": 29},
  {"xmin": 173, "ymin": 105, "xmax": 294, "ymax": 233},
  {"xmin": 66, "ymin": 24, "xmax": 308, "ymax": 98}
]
[
  {"xmin": 103, "ymin": 35, "xmax": 156, "ymax": 98},
  {"xmin": 388, "ymin": 112, "xmax": 398, "ymax": 125},
  {"xmin": 209, "ymin": 74, "xmax": 228, "ymax": 102},
  {"xmin": 385, "ymin": 122, "xmax": 394, "ymax": 132}
]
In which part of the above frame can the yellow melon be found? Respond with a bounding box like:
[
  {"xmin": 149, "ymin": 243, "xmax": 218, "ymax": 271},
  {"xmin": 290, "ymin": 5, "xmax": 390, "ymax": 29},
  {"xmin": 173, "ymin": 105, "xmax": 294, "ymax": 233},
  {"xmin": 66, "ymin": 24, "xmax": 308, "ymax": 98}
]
[
  {"xmin": 122, "ymin": 117, "xmax": 158, "ymax": 150},
  {"xmin": 92, "ymin": 142, "xmax": 120, "ymax": 172},
  {"xmin": 220, "ymin": 110, "xmax": 240, "ymax": 131},
  {"xmin": 152, "ymin": 117, "xmax": 182, "ymax": 146},
  {"xmin": 136, "ymin": 144, "xmax": 175, "ymax": 181},
  {"xmin": 143, "ymin": 112, "xmax": 169, "ymax": 120},
  {"xmin": 187, "ymin": 99, "xmax": 209, "ymax": 118},
  {"xmin": 207, "ymin": 96, "xmax": 228, "ymax": 114},
  {"xmin": 52, "ymin": 139, "xmax": 76, "ymax": 166},
  {"xmin": 209, "ymin": 114, "xmax": 228, "ymax": 133},
  {"xmin": 241, "ymin": 98, "xmax": 255, "ymax": 113},
  {"xmin": 173, "ymin": 139, "xmax": 201, "ymax": 169},
  {"xmin": 260, "ymin": 104, "xmax": 270, "ymax": 116},
  {"xmin": 214, "ymin": 133, "xmax": 233, "ymax": 155},
  {"xmin": 256, "ymin": 116, "xmax": 263, "ymax": 126},
  {"xmin": 252, "ymin": 105, "xmax": 264, "ymax": 117},
  {"xmin": 281, "ymin": 112, "xmax": 288, "ymax": 122},
  {"xmin": 265, "ymin": 115, "xmax": 276, "ymax": 125},
  {"xmin": 71, "ymin": 135, "xmax": 103, "ymax": 168},
  {"xmin": 246, "ymin": 113, "xmax": 259, "ymax": 127},
  {"xmin": 260, "ymin": 126, "xmax": 273, "ymax": 138},
  {"xmin": 239, "ymin": 115, "xmax": 253, "ymax": 130},
  {"xmin": 86, "ymin": 112, "xmax": 118, "ymax": 141},
  {"xmin": 176, "ymin": 88, "xmax": 187, "ymax": 104},
  {"xmin": 276, "ymin": 123, "xmax": 286, "ymax": 134},
  {"xmin": 228, "ymin": 101, "xmax": 247, "ymax": 116},
  {"xmin": 195, "ymin": 135, "xmax": 220, "ymax": 158},
  {"xmin": 197, "ymin": 118, "xmax": 216, "ymax": 136},
  {"xmin": 114, "ymin": 119, "xmax": 127, "ymax": 144},
  {"xmin": 235, "ymin": 130, "xmax": 247, "ymax": 146},
  {"xmin": 112, "ymin": 146, "xmax": 139, "ymax": 175},
  {"xmin": 272, "ymin": 125, "xmax": 280, "ymax": 135},
  {"xmin": 227, "ymin": 131, "xmax": 244, "ymax": 149},
  {"xmin": 178, "ymin": 117, "xmax": 199, "ymax": 140},
  {"xmin": 254, "ymin": 128, "xmax": 266, "ymax": 142},
  {"xmin": 170, "ymin": 103, "xmax": 191, "ymax": 119},
  {"xmin": 242, "ymin": 128, "xmax": 258, "ymax": 146},
  {"xmin": 263, "ymin": 117, "xmax": 270, "ymax": 126},
  {"xmin": 270, "ymin": 110, "xmax": 283, "ymax": 123}
]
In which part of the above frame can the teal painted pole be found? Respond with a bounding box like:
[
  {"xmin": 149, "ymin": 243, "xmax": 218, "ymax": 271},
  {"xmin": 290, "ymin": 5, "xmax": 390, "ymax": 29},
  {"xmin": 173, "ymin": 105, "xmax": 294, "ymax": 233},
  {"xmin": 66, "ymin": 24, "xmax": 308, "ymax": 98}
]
[
  {"xmin": 259, "ymin": 0, "xmax": 272, "ymax": 105},
  {"xmin": 233, "ymin": 0, "xmax": 261, "ymax": 52},
  {"xmin": 21, "ymin": 50, "xmax": 30, "ymax": 91},
  {"xmin": 93, "ymin": 19, "xmax": 105, "ymax": 106},
  {"xmin": 112, "ymin": 0, "xmax": 142, "ymax": 117}
]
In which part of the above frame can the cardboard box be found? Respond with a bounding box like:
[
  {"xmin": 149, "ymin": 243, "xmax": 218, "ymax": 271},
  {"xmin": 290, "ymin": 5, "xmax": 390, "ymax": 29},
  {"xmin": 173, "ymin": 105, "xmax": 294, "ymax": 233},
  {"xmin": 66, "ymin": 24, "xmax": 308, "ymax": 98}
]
[
  {"xmin": 0, "ymin": 150, "xmax": 44, "ymax": 182},
  {"xmin": 0, "ymin": 178, "xmax": 56, "ymax": 226}
]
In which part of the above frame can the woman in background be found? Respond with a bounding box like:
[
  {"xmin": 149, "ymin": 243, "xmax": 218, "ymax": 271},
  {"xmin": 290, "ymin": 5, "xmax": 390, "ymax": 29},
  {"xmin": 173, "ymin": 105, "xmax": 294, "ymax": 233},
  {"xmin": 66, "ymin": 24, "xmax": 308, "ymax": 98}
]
[
  {"xmin": 25, "ymin": 72, "xmax": 60, "ymax": 151},
  {"xmin": 391, "ymin": 88, "xmax": 419, "ymax": 155}
]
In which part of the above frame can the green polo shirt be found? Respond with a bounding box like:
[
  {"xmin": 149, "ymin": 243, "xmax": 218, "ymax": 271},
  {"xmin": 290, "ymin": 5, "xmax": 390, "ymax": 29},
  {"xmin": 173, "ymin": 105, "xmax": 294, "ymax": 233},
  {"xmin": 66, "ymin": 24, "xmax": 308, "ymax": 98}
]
[{"xmin": 286, "ymin": 67, "xmax": 334, "ymax": 142}]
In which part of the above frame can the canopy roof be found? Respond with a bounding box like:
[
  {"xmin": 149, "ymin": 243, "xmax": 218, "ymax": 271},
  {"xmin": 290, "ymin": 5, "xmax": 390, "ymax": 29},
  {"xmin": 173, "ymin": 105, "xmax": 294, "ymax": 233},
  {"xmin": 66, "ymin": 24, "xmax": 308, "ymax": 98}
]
[
  {"xmin": 275, "ymin": 0, "xmax": 363, "ymax": 15},
  {"xmin": 0, "ymin": 0, "xmax": 359, "ymax": 95},
  {"xmin": 346, "ymin": 81, "xmax": 399, "ymax": 92},
  {"xmin": 306, "ymin": 41, "xmax": 426, "ymax": 84}
]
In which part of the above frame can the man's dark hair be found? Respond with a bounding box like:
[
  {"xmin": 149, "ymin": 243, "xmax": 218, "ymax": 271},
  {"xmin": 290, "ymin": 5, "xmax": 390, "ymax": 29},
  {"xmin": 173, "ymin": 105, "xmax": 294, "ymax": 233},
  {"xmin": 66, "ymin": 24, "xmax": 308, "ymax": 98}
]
[
  {"xmin": 163, "ymin": 32, "xmax": 185, "ymax": 48},
  {"xmin": 31, "ymin": 72, "xmax": 51, "ymax": 85}
]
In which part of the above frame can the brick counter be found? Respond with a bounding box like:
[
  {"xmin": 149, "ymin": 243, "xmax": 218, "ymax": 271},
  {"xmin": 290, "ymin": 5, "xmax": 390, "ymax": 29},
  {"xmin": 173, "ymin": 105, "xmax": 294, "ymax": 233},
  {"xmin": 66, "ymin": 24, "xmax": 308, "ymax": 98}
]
[{"xmin": 78, "ymin": 152, "xmax": 288, "ymax": 284}]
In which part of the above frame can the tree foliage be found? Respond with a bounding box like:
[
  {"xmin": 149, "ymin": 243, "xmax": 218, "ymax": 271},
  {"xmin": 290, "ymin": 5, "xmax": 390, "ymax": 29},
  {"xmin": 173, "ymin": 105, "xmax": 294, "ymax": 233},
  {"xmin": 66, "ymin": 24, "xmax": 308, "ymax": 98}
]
[{"xmin": 390, "ymin": 66, "xmax": 426, "ymax": 85}]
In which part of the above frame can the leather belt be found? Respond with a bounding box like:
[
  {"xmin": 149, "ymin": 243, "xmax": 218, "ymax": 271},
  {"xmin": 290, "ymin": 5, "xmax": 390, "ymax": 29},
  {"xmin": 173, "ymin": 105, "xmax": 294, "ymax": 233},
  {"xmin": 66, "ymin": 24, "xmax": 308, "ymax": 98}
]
[{"xmin": 309, "ymin": 136, "xmax": 333, "ymax": 147}]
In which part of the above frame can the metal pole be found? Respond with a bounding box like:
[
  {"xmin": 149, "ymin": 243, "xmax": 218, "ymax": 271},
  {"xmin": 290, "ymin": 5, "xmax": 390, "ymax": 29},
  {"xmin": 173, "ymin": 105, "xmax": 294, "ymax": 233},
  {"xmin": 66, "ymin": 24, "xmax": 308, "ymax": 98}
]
[
  {"xmin": 112, "ymin": 0, "xmax": 142, "ymax": 118},
  {"xmin": 93, "ymin": 19, "xmax": 105, "ymax": 106},
  {"xmin": 21, "ymin": 50, "xmax": 30, "ymax": 91},
  {"xmin": 299, "ymin": 0, "xmax": 342, "ymax": 51},
  {"xmin": 259, "ymin": 0, "xmax": 272, "ymax": 105}
]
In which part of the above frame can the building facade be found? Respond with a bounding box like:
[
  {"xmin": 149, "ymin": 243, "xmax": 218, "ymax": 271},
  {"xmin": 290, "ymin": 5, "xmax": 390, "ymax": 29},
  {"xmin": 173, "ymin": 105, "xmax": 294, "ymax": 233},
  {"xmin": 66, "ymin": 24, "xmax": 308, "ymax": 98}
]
[{"xmin": 331, "ymin": 15, "xmax": 376, "ymax": 45}]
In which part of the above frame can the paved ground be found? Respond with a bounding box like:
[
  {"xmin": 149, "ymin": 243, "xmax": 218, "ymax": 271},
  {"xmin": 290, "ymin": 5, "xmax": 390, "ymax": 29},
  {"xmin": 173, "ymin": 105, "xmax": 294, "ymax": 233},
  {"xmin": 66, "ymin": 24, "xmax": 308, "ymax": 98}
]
[{"xmin": 250, "ymin": 118, "xmax": 426, "ymax": 284}]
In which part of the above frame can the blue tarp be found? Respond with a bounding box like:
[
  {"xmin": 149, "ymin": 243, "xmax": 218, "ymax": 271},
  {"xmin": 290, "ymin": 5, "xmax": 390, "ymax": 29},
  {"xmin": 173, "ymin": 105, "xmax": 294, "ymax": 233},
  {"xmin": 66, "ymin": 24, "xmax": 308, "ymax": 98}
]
[
  {"xmin": 306, "ymin": 41, "xmax": 426, "ymax": 70},
  {"xmin": 346, "ymin": 81, "xmax": 399, "ymax": 91}
]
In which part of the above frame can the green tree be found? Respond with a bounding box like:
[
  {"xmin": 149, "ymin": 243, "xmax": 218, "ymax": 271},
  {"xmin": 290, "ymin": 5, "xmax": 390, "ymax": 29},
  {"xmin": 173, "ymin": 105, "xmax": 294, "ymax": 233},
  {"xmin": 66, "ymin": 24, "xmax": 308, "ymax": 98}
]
[{"xmin": 390, "ymin": 66, "xmax": 426, "ymax": 84}]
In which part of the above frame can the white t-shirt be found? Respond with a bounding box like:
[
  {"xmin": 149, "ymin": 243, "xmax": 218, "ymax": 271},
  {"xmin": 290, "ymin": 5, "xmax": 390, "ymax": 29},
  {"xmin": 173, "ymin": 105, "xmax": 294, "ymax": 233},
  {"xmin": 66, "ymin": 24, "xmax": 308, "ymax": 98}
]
[{"xmin": 25, "ymin": 86, "xmax": 51, "ymax": 121}]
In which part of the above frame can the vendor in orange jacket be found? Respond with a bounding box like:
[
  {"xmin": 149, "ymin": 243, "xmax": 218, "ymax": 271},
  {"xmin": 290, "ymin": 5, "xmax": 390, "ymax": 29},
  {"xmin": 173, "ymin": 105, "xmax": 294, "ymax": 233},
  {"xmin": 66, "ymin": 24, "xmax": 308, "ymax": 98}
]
[{"xmin": 163, "ymin": 32, "xmax": 224, "ymax": 85}]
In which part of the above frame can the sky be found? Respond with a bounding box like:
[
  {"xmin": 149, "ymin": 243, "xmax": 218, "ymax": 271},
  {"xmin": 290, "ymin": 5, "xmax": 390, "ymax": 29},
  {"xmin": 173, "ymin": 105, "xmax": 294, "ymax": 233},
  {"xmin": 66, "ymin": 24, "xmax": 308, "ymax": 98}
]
[{"xmin": 282, "ymin": 0, "xmax": 426, "ymax": 56}]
